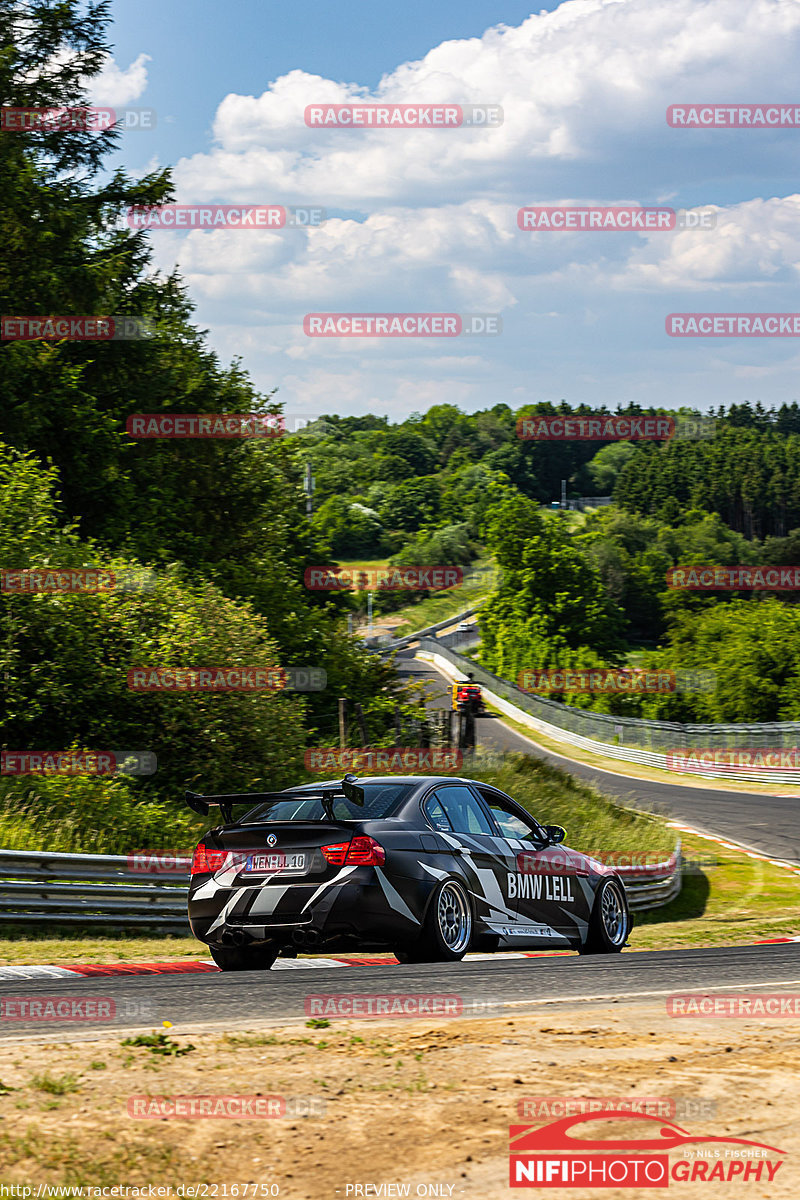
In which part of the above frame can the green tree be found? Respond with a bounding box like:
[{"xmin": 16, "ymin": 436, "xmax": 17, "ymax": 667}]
[
  {"xmin": 480, "ymin": 492, "xmax": 626, "ymax": 682},
  {"xmin": 586, "ymin": 443, "xmax": 637, "ymax": 493},
  {"xmin": 312, "ymin": 496, "xmax": 386, "ymax": 557},
  {"xmin": 636, "ymin": 599, "xmax": 800, "ymax": 723},
  {"xmin": 378, "ymin": 478, "xmax": 442, "ymax": 532},
  {"xmin": 0, "ymin": 441, "xmax": 306, "ymax": 794}
]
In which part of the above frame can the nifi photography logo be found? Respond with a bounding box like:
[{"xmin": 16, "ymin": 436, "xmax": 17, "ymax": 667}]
[{"xmin": 509, "ymin": 1111, "xmax": 786, "ymax": 1188}]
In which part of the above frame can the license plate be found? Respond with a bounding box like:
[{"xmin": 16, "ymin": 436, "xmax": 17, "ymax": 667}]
[{"xmin": 244, "ymin": 852, "xmax": 306, "ymax": 874}]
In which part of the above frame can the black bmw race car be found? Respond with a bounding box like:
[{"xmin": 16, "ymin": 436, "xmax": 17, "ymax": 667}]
[{"xmin": 185, "ymin": 774, "xmax": 631, "ymax": 971}]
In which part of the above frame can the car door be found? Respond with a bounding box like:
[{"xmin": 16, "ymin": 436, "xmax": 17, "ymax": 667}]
[
  {"xmin": 477, "ymin": 788, "xmax": 592, "ymax": 946},
  {"xmin": 424, "ymin": 784, "xmax": 519, "ymax": 934}
]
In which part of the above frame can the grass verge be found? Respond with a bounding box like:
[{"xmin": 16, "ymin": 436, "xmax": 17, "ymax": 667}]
[
  {"xmin": 390, "ymin": 561, "xmax": 493, "ymax": 636},
  {"xmin": 0, "ymin": 933, "xmax": 204, "ymax": 966},
  {"xmin": 631, "ymin": 829, "xmax": 800, "ymax": 950}
]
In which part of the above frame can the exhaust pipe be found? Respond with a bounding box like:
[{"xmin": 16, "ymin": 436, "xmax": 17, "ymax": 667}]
[
  {"xmin": 220, "ymin": 929, "xmax": 248, "ymax": 947},
  {"xmin": 292, "ymin": 928, "xmax": 322, "ymax": 948}
]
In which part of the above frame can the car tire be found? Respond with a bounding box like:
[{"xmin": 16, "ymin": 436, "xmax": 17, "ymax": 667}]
[
  {"xmin": 394, "ymin": 878, "xmax": 473, "ymax": 963},
  {"xmin": 208, "ymin": 942, "xmax": 280, "ymax": 972},
  {"xmin": 578, "ymin": 878, "xmax": 630, "ymax": 955}
]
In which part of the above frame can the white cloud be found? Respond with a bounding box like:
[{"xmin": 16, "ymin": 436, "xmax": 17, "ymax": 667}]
[
  {"xmin": 140, "ymin": 0, "xmax": 800, "ymax": 415},
  {"xmin": 607, "ymin": 196, "xmax": 800, "ymax": 289},
  {"xmin": 89, "ymin": 53, "xmax": 150, "ymax": 107},
  {"xmin": 171, "ymin": 0, "xmax": 800, "ymax": 208}
]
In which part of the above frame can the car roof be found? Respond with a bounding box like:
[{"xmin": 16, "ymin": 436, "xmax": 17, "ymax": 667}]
[{"xmin": 282, "ymin": 775, "xmax": 487, "ymax": 791}]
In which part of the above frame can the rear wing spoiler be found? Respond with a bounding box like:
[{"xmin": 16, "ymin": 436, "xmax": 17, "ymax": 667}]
[{"xmin": 185, "ymin": 774, "xmax": 365, "ymax": 825}]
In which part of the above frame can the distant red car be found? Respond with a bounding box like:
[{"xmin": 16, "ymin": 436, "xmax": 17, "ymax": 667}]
[{"xmin": 452, "ymin": 682, "xmax": 484, "ymax": 713}]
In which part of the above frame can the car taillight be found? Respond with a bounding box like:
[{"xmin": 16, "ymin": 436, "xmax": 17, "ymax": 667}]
[
  {"xmin": 322, "ymin": 837, "xmax": 386, "ymax": 867},
  {"xmin": 345, "ymin": 836, "xmax": 386, "ymax": 866},
  {"xmin": 191, "ymin": 844, "xmax": 230, "ymax": 874},
  {"xmin": 321, "ymin": 842, "xmax": 349, "ymax": 866}
]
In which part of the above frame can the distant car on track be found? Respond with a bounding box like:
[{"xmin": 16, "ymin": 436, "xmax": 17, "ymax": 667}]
[
  {"xmin": 185, "ymin": 774, "xmax": 631, "ymax": 971},
  {"xmin": 452, "ymin": 679, "xmax": 484, "ymax": 713}
]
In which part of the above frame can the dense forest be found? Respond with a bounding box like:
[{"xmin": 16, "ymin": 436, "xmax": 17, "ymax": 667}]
[{"xmin": 297, "ymin": 402, "xmax": 800, "ymax": 723}]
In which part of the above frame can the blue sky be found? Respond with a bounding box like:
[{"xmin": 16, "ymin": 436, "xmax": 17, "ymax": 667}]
[
  {"xmin": 94, "ymin": 0, "xmax": 800, "ymax": 422},
  {"xmin": 109, "ymin": 0, "xmax": 548, "ymax": 168}
]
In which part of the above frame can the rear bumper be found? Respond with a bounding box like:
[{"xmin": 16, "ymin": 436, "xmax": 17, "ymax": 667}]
[{"xmin": 188, "ymin": 867, "xmax": 424, "ymax": 948}]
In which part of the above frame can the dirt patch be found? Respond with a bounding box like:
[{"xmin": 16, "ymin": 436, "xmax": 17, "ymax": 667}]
[{"xmin": 0, "ymin": 1001, "xmax": 796, "ymax": 1197}]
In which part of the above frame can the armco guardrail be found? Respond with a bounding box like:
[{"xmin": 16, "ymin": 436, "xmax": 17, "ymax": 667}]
[
  {"xmin": 0, "ymin": 849, "xmax": 190, "ymax": 932},
  {"xmin": 615, "ymin": 842, "xmax": 682, "ymax": 912},
  {"xmin": 367, "ymin": 603, "xmax": 484, "ymax": 651},
  {"xmin": 417, "ymin": 639, "xmax": 800, "ymax": 786},
  {"xmin": 0, "ymin": 840, "xmax": 680, "ymax": 929}
]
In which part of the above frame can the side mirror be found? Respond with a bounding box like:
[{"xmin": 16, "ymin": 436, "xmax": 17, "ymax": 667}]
[{"xmin": 545, "ymin": 824, "xmax": 566, "ymax": 846}]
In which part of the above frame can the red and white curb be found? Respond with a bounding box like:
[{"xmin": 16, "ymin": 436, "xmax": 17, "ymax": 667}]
[
  {"xmin": 666, "ymin": 819, "xmax": 800, "ymax": 877},
  {"xmin": 0, "ymin": 951, "xmax": 574, "ymax": 981},
  {"xmin": 3, "ymin": 936, "xmax": 800, "ymax": 981}
]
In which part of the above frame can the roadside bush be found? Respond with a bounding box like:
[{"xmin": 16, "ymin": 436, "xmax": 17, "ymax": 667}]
[
  {"xmin": 0, "ymin": 772, "xmax": 205, "ymax": 854},
  {"xmin": 467, "ymin": 754, "xmax": 674, "ymax": 858}
]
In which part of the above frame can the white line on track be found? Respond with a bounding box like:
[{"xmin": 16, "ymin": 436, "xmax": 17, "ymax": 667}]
[{"xmin": 497, "ymin": 977, "xmax": 800, "ymax": 1009}]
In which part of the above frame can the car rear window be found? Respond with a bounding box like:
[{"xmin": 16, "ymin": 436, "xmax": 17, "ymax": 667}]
[{"xmin": 242, "ymin": 782, "xmax": 413, "ymax": 823}]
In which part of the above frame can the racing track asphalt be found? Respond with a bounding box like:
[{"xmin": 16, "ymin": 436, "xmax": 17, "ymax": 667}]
[
  {"xmin": 396, "ymin": 650, "xmax": 800, "ymax": 864},
  {"xmin": 1, "ymin": 943, "xmax": 800, "ymax": 1038}
]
